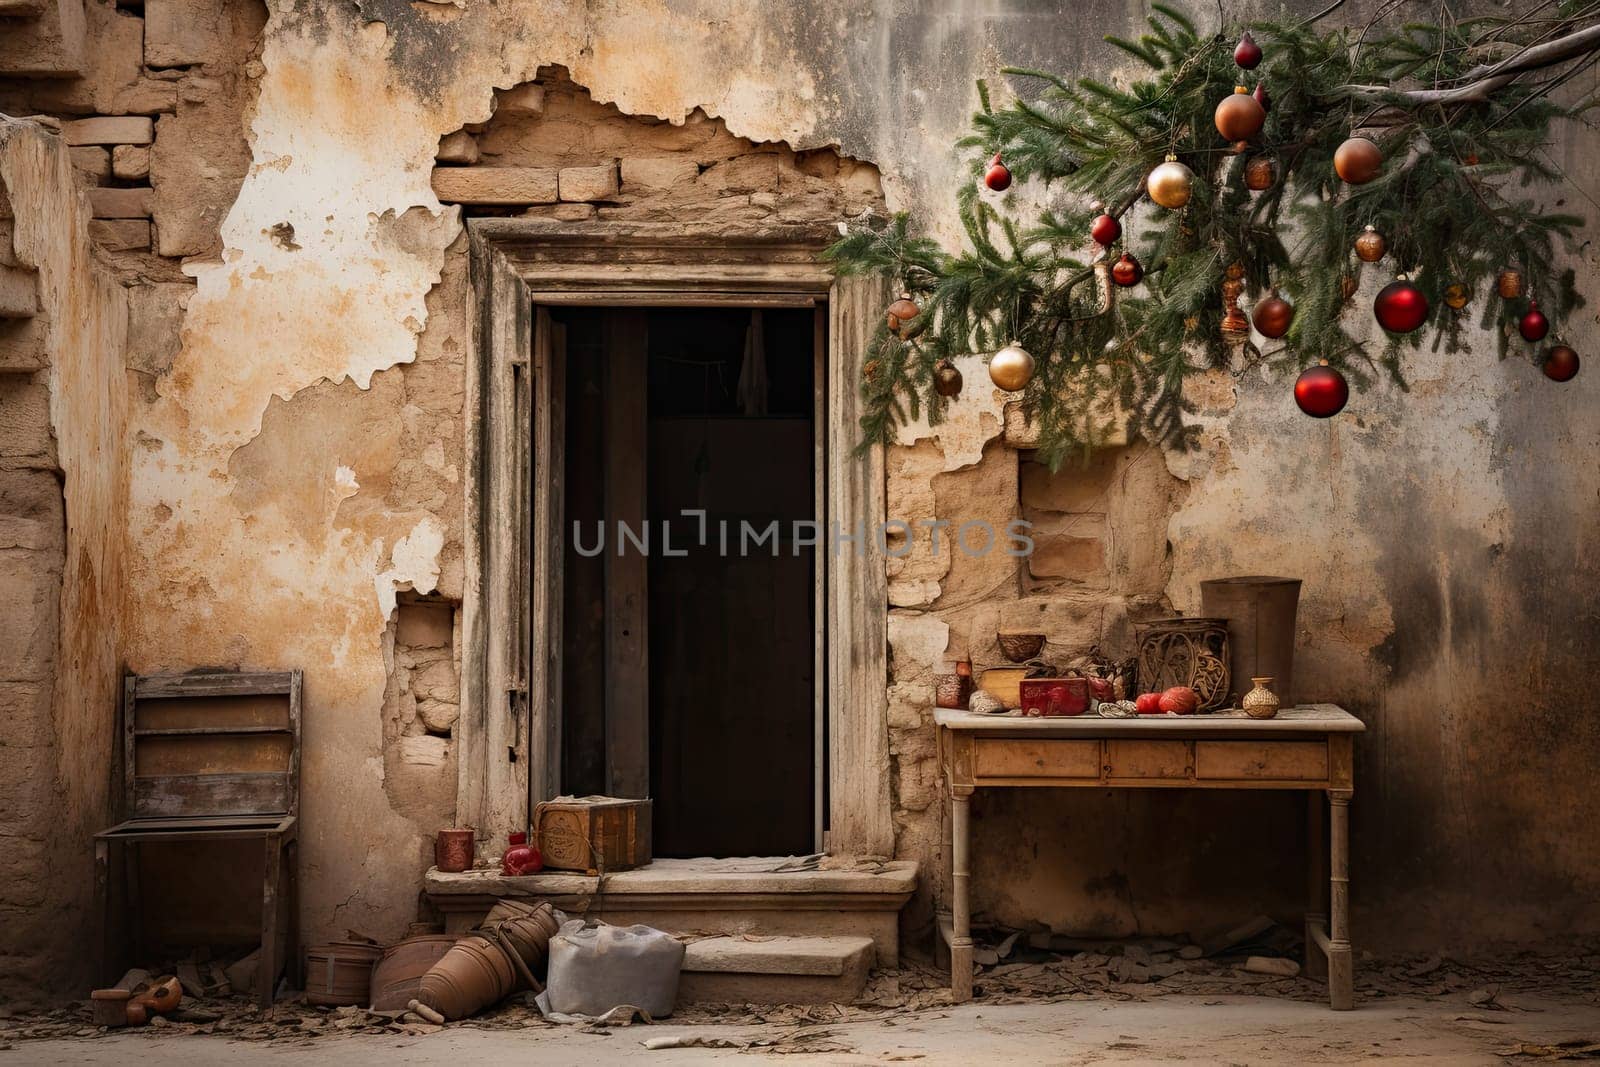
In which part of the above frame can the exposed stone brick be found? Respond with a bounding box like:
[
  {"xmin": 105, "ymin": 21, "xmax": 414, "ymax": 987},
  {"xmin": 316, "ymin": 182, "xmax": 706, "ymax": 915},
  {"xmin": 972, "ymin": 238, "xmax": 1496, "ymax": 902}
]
[
  {"xmin": 62, "ymin": 115, "xmax": 153, "ymax": 146},
  {"xmin": 0, "ymin": 0, "xmax": 86, "ymax": 76},
  {"xmin": 88, "ymin": 218, "xmax": 151, "ymax": 251},
  {"xmin": 87, "ymin": 186, "xmax": 152, "ymax": 218},
  {"xmin": 144, "ymin": 0, "xmax": 227, "ymax": 67},
  {"xmin": 557, "ymin": 162, "xmax": 619, "ymax": 201},
  {"xmin": 111, "ymin": 143, "xmax": 150, "ymax": 180},
  {"xmin": 0, "ymin": 316, "xmax": 47, "ymax": 372},
  {"xmin": 696, "ymin": 152, "xmax": 780, "ymax": 194},
  {"xmin": 495, "ymin": 83, "xmax": 545, "ymax": 117},
  {"xmin": 0, "ymin": 374, "xmax": 54, "ymax": 466},
  {"xmin": 431, "ymin": 165, "xmax": 557, "ymax": 205},
  {"xmin": 68, "ymin": 145, "xmax": 110, "ymax": 180},
  {"xmin": 435, "ymin": 130, "xmax": 480, "ymax": 165},
  {"xmin": 150, "ymin": 96, "xmax": 251, "ymax": 257},
  {"xmin": 0, "ymin": 263, "xmax": 39, "ymax": 317},
  {"xmin": 126, "ymin": 281, "xmax": 190, "ymax": 376},
  {"xmin": 621, "ymin": 155, "xmax": 698, "ymax": 190}
]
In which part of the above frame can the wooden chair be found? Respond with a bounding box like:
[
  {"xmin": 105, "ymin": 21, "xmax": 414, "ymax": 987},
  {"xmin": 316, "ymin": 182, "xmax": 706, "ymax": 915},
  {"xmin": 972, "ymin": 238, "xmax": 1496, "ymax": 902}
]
[{"xmin": 94, "ymin": 670, "xmax": 302, "ymax": 1008}]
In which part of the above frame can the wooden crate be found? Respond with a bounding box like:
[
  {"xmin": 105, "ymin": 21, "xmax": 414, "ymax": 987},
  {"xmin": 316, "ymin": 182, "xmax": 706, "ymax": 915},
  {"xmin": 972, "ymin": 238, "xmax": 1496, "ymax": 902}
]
[{"xmin": 533, "ymin": 796, "xmax": 652, "ymax": 874}]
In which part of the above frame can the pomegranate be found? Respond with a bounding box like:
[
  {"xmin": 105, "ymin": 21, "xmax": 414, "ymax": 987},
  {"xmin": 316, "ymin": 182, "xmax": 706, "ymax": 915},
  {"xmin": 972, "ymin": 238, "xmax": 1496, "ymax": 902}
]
[
  {"xmin": 1135, "ymin": 692, "xmax": 1163, "ymax": 715},
  {"xmin": 1158, "ymin": 686, "xmax": 1199, "ymax": 714}
]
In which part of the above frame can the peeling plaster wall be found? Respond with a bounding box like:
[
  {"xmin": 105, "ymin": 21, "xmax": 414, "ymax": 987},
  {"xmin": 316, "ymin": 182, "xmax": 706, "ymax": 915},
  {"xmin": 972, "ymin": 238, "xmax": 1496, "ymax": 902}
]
[
  {"xmin": 3, "ymin": 0, "xmax": 1597, "ymax": 975},
  {"xmin": 0, "ymin": 118, "xmax": 129, "ymax": 1001}
]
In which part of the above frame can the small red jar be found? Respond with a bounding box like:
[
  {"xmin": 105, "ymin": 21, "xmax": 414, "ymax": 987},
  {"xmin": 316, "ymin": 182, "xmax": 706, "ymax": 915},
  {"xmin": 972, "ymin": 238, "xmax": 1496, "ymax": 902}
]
[
  {"xmin": 1020, "ymin": 677, "xmax": 1091, "ymax": 717},
  {"xmin": 501, "ymin": 831, "xmax": 542, "ymax": 876}
]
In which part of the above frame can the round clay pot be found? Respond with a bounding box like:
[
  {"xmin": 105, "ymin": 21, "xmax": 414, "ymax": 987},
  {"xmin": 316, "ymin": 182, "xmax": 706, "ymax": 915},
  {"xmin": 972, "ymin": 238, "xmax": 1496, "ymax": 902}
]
[
  {"xmin": 996, "ymin": 630, "xmax": 1046, "ymax": 663},
  {"xmin": 306, "ymin": 942, "xmax": 383, "ymax": 1007},
  {"xmin": 371, "ymin": 934, "xmax": 459, "ymax": 1011},
  {"xmin": 418, "ymin": 935, "xmax": 517, "ymax": 1020}
]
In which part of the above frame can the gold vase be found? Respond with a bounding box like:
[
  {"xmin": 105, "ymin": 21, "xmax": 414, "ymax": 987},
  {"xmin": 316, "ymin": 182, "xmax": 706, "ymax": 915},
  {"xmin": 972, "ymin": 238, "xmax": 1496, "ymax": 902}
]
[{"xmin": 1242, "ymin": 676, "xmax": 1281, "ymax": 719}]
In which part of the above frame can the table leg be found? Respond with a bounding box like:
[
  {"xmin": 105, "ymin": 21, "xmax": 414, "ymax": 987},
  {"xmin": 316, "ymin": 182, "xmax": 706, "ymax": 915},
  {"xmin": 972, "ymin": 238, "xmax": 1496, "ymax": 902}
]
[
  {"xmin": 1328, "ymin": 789, "xmax": 1353, "ymax": 1010},
  {"xmin": 950, "ymin": 788, "xmax": 973, "ymax": 1003},
  {"xmin": 1305, "ymin": 790, "xmax": 1328, "ymax": 982}
]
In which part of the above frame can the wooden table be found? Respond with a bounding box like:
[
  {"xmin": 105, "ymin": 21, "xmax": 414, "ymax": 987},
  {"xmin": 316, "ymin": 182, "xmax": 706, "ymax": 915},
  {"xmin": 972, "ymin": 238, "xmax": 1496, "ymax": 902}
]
[{"xmin": 935, "ymin": 704, "xmax": 1365, "ymax": 1010}]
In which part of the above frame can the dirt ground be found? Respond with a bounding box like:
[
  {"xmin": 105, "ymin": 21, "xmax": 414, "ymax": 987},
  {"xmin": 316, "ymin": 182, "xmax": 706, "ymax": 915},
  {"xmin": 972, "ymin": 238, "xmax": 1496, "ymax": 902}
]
[{"xmin": 6, "ymin": 992, "xmax": 1600, "ymax": 1065}]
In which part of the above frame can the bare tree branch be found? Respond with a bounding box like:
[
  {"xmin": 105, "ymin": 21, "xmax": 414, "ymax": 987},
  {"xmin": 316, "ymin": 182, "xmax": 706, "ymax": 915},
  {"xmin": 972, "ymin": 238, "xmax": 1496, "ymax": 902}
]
[{"xmin": 1336, "ymin": 22, "xmax": 1600, "ymax": 107}]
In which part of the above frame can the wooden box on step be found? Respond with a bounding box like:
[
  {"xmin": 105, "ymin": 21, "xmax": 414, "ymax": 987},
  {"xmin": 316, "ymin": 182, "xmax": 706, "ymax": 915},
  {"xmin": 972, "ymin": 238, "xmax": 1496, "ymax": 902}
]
[{"xmin": 534, "ymin": 796, "xmax": 652, "ymax": 874}]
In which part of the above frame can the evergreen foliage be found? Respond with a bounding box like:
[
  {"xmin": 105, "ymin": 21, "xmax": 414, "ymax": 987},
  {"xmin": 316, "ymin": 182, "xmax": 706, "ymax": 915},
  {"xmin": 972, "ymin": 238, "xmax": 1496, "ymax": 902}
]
[{"xmin": 826, "ymin": 3, "xmax": 1594, "ymax": 467}]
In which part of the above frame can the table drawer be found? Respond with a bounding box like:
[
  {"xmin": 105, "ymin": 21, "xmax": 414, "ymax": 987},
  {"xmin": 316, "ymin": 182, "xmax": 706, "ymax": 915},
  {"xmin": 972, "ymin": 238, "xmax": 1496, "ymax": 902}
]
[
  {"xmin": 1105, "ymin": 740, "xmax": 1191, "ymax": 780},
  {"xmin": 974, "ymin": 739, "xmax": 1100, "ymax": 779},
  {"xmin": 1195, "ymin": 741, "xmax": 1328, "ymax": 782}
]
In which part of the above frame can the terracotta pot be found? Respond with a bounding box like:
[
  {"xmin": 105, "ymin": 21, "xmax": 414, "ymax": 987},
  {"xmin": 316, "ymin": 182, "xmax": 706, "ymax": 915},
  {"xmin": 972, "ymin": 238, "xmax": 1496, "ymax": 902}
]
[
  {"xmin": 996, "ymin": 630, "xmax": 1046, "ymax": 663},
  {"xmin": 481, "ymin": 899, "xmax": 560, "ymax": 974},
  {"xmin": 370, "ymin": 934, "xmax": 459, "ymax": 1011},
  {"xmin": 1242, "ymin": 677, "xmax": 1281, "ymax": 719},
  {"xmin": 90, "ymin": 988, "xmax": 130, "ymax": 1028},
  {"xmin": 435, "ymin": 828, "xmax": 475, "ymax": 873},
  {"xmin": 305, "ymin": 941, "xmax": 383, "ymax": 1007},
  {"xmin": 418, "ymin": 935, "xmax": 517, "ymax": 1020}
]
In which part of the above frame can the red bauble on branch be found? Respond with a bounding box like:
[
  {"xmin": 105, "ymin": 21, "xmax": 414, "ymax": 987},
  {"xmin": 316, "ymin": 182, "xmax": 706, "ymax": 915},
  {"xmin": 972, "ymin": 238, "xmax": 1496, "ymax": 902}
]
[
  {"xmin": 1374, "ymin": 278, "xmax": 1429, "ymax": 333},
  {"xmin": 1519, "ymin": 300, "xmax": 1549, "ymax": 341},
  {"xmin": 1544, "ymin": 345, "xmax": 1580, "ymax": 381},
  {"xmin": 1234, "ymin": 31, "xmax": 1263, "ymax": 69},
  {"xmin": 984, "ymin": 152, "xmax": 1012, "ymax": 192},
  {"xmin": 1252, "ymin": 290, "xmax": 1294, "ymax": 338},
  {"xmin": 1090, "ymin": 212, "xmax": 1121, "ymax": 246},
  {"xmin": 1253, "ymin": 82, "xmax": 1270, "ymax": 112},
  {"xmin": 1111, "ymin": 252, "xmax": 1144, "ymax": 287},
  {"xmin": 1295, "ymin": 362, "xmax": 1349, "ymax": 418},
  {"xmin": 1334, "ymin": 136, "xmax": 1383, "ymax": 184}
]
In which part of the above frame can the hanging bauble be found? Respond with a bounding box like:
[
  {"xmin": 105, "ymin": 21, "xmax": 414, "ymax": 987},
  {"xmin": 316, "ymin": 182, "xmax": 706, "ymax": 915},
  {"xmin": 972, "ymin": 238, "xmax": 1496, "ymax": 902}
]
[
  {"xmin": 1443, "ymin": 283, "xmax": 1469, "ymax": 311},
  {"xmin": 1110, "ymin": 252, "xmax": 1144, "ymax": 287},
  {"xmin": 1519, "ymin": 300, "xmax": 1550, "ymax": 342},
  {"xmin": 1497, "ymin": 267, "xmax": 1523, "ymax": 299},
  {"xmin": 1221, "ymin": 262, "xmax": 1250, "ymax": 340},
  {"xmin": 1252, "ymin": 289, "xmax": 1294, "ymax": 338},
  {"xmin": 1340, "ymin": 274, "xmax": 1359, "ymax": 301},
  {"xmin": 984, "ymin": 152, "xmax": 1012, "ymax": 192},
  {"xmin": 886, "ymin": 293, "xmax": 920, "ymax": 337},
  {"xmin": 1295, "ymin": 361, "xmax": 1349, "ymax": 418},
  {"xmin": 1334, "ymin": 136, "xmax": 1383, "ymax": 184},
  {"xmin": 1215, "ymin": 86, "xmax": 1266, "ymax": 141},
  {"xmin": 1234, "ymin": 30, "xmax": 1263, "ymax": 69},
  {"xmin": 1253, "ymin": 82, "xmax": 1271, "ymax": 113},
  {"xmin": 1244, "ymin": 155, "xmax": 1275, "ymax": 191},
  {"xmin": 988, "ymin": 342, "xmax": 1035, "ymax": 391},
  {"xmin": 1146, "ymin": 154, "xmax": 1195, "ymax": 209},
  {"xmin": 1353, "ymin": 225, "xmax": 1386, "ymax": 263},
  {"xmin": 1543, "ymin": 344, "xmax": 1580, "ymax": 382},
  {"xmin": 1374, "ymin": 278, "xmax": 1430, "ymax": 333},
  {"xmin": 1090, "ymin": 212, "xmax": 1122, "ymax": 246},
  {"xmin": 933, "ymin": 359, "xmax": 964, "ymax": 397}
]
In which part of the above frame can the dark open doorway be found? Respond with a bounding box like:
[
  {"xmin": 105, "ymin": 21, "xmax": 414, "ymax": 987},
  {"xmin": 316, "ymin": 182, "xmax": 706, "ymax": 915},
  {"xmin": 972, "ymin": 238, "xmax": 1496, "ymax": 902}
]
[{"xmin": 553, "ymin": 306, "xmax": 821, "ymax": 858}]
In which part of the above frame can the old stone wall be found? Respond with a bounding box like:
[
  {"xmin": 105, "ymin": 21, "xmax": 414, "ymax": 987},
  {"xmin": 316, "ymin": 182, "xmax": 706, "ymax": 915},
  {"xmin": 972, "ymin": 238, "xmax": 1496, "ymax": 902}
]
[
  {"xmin": 0, "ymin": 0, "xmax": 1596, "ymax": 995},
  {"xmin": 0, "ymin": 116, "xmax": 129, "ymax": 1003}
]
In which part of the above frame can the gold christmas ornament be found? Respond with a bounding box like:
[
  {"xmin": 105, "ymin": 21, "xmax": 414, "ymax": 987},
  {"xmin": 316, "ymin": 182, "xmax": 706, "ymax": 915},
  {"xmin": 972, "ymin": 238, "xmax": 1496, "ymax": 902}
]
[
  {"xmin": 1497, "ymin": 267, "xmax": 1523, "ymax": 299},
  {"xmin": 988, "ymin": 342, "xmax": 1036, "ymax": 392},
  {"xmin": 1354, "ymin": 225, "xmax": 1386, "ymax": 263},
  {"xmin": 1214, "ymin": 85, "xmax": 1266, "ymax": 142},
  {"xmin": 1334, "ymin": 136, "xmax": 1383, "ymax": 184},
  {"xmin": 1443, "ymin": 283, "xmax": 1469, "ymax": 310},
  {"xmin": 1146, "ymin": 154, "xmax": 1195, "ymax": 210},
  {"xmin": 1244, "ymin": 155, "xmax": 1275, "ymax": 191}
]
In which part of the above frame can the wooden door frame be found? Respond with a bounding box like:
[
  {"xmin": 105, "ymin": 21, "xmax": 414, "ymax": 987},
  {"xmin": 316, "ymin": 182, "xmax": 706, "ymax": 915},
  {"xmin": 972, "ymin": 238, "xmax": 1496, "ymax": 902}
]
[{"xmin": 460, "ymin": 219, "xmax": 895, "ymax": 858}]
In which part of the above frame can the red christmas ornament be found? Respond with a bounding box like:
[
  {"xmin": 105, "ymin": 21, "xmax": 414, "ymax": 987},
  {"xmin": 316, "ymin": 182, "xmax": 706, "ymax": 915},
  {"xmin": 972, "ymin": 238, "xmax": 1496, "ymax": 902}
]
[
  {"xmin": 1090, "ymin": 212, "xmax": 1122, "ymax": 246},
  {"xmin": 1234, "ymin": 31, "xmax": 1263, "ymax": 69},
  {"xmin": 1543, "ymin": 344, "xmax": 1580, "ymax": 381},
  {"xmin": 1110, "ymin": 252, "xmax": 1143, "ymax": 287},
  {"xmin": 984, "ymin": 152, "xmax": 1012, "ymax": 192},
  {"xmin": 1374, "ymin": 278, "xmax": 1429, "ymax": 333},
  {"xmin": 1252, "ymin": 290, "xmax": 1294, "ymax": 338},
  {"xmin": 1295, "ymin": 362, "xmax": 1349, "ymax": 418},
  {"xmin": 1252, "ymin": 82, "xmax": 1270, "ymax": 113},
  {"xmin": 1519, "ymin": 300, "xmax": 1549, "ymax": 342}
]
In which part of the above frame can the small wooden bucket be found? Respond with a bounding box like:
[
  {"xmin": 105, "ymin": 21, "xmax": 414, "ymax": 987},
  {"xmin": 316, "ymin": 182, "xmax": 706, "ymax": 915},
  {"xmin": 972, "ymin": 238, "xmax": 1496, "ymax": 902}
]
[{"xmin": 304, "ymin": 941, "xmax": 383, "ymax": 1006}]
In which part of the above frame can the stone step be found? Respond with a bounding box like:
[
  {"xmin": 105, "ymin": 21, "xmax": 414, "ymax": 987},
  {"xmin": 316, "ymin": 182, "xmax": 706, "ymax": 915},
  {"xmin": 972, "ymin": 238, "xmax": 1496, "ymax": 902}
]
[
  {"xmin": 678, "ymin": 935, "xmax": 875, "ymax": 1006},
  {"xmin": 426, "ymin": 857, "xmax": 917, "ymax": 968}
]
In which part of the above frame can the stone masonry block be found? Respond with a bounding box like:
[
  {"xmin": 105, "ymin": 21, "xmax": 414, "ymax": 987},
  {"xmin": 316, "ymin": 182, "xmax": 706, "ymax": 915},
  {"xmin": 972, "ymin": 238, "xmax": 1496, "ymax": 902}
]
[
  {"xmin": 558, "ymin": 163, "xmax": 619, "ymax": 202},
  {"xmin": 0, "ymin": 317, "xmax": 47, "ymax": 372},
  {"xmin": 435, "ymin": 130, "xmax": 480, "ymax": 165},
  {"xmin": 494, "ymin": 83, "xmax": 545, "ymax": 117},
  {"xmin": 111, "ymin": 144, "xmax": 150, "ymax": 180},
  {"xmin": 126, "ymin": 281, "xmax": 189, "ymax": 376},
  {"xmin": 0, "ymin": 265, "xmax": 39, "ymax": 319},
  {"xmin": 87, "ymin": 186, "xmax": 152, "ymax": 218},
  {"xmin": 0, "ymin": 0, "xmax": 86, "ymax": 76},
  {"xmin": 0, "ymin": 376, "xmax": 53, "ymax": 463},
  {"xmin": 62, "ymin": 116, "xmax": 153, "ymax": 146},
  {"xmin": 68, "ymin": 146, "xmax": 110, "ymax": 180},
  {"xmin": 88, "ymin": 219, "xmax": 151, "ymax": 251},
  {"xmin": 621, "ymin": 156, "xmax": 699, "ymax": 191},
  {"xmin": 431, "ymin": 166, "xmax": 557, "ymax": 205},
  {"xmin": 144, "ymin": 0, "xmax": 227, "ymax": 66}
]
